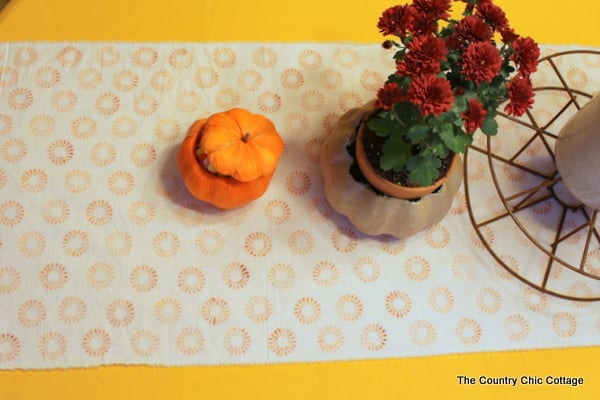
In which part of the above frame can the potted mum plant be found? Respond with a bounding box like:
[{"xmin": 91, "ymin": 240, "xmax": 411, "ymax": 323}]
[
  {"xmin": 319, "ymin": 0, "xmax": 539, "ymax": 238},
  {"xmin": 358, "ymin": 0, "xmax": 539, "ymax": 199}
]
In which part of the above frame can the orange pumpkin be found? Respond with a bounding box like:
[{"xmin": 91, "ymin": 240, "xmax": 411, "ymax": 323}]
[{"xmin": 177, "ymin": 109, "xmax": 284, "ymax": 209}]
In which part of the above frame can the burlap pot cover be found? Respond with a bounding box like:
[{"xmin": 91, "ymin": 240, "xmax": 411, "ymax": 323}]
[{"xmin": 319, "ymin": 103, "xmax": 463, "ymax": 239}]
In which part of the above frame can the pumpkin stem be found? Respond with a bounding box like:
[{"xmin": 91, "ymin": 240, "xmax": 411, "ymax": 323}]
[{"xmin": 242, "ymin": 132, "xmax": 251, "ymax": 142}]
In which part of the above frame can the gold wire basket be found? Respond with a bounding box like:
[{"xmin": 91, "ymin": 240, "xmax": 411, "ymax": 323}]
[{"xmin": 464, "ymin": 50, "xmax": 600, "ymax": 301}]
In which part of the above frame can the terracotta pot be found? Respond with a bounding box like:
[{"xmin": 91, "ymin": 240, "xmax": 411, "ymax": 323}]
[
  {"xmin": 355, "ymin": 119, "xmax": 457, "ymax": 200},
  {"xmin": 319, "ymin": 102, "xmax": 463, "ymax": 239},
  {"xmin": 555, "ymin": 93, "xmax": 600, "ymax": 209}
]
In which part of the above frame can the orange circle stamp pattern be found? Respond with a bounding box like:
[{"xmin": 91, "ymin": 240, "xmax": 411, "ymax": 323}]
[
  {"xmin": 176, "ymin": 91, "xmax": 201, "ymax": 112},
  {"xmin": 317, "ymin": 326, "xmax": 345, "ymax": 353},
  {"xmin": 14, "ymin": 47, "xmax": 38, "ymax": 67},
  {"xmin": 331, "ymin": 226, "xmax": 358, "ymax": 253},
  {"xmin": 38, "ymin": 332, "xmax": 67, "ymax": 361},
  {"xmin": 313, "ymin": 261, "xmax": 340, "ymax": 287},
  {"xmin": 48, "ymin": 140, "xmax": 74, "ymax": 165},
  {"xmin": 194, "ymin": 67, "xmax": 219, "ymax": 89},
  {"xmin": 150, "ymin": 69, "xmax": 175, "ymax": 93},
  {"xmin": 90, "ymin": 142, "xmax": 117, "ymax": 167},
  {"xmin": 194, "ymin": 229, "xmax": 225, "ymax": 255},
  {"xmin": 130, "ymin": 143, "xmax": 157, "ymax": 168},
  {"xmin": 154, "ymin": 297, "xmax": 182, "ymax": 324},
  {"xmin": 360, "ymin": 324, "xmax": 387, "ymax": 352},
  {"xmin": 385, "ymin": 291, "xmax": 412, "ymax": 318},
  {"xmin": 476, "ymin": 288, "xmax": 502, "ymax": 314},
  {"xmin": 353, "ymin": 256, "xmax": 381, "ymax": 283},
  {"xmin": 87, "ymin": 262, "xmax": 115, "ymax": 290},
  {"xmin": 8, "ymin": 87, "xmax": 33, "ymax": 110},
  {"xmin": 284, "ymin": 113, "xmax": 309, "ymax": 136},
  {"xmin": 71, "ymin": 116, "xmax": 97, "ymax": 139},
  {"xmin": 335, "ymin": 294, "xmax": 363, "ymax": 322},
  {"xmin": 133, "ymin": 47, "xmax": 158, "ymax": 68},
  {"xmin": 18, "ymin": 299, "xmax": 47, "ymax": 327},
  {"xmin": 112, "ymin": 116, "xmax": 137, "ymax": 138},
  {"xmin": 0, "ymin": 266, "xmax": 21, "ymax": 294},
  {"xmin": 200, "ymin": 297, "xmax": 231, "ymax": 325},
  {"xmin": 288, "ymin": 230, "xmax": 315, "ymax": 255},
  {"xmin": 56, "ymin": 46, "xmax": 82, "ymax": 68},
  {"xmin": 106, "ymin": 299, "xmax": 135, "ymax": 327},
  {"xmin": 134, "ymin": 93, "xmax": 158, "ymax": 116},
  {"xmin": 428, "ymin": 287, "xmax": 455, "ymax": 314},
  {"xmin": 286, "ymin": 171, "xmax": 311, "ymax": 195},
  {"xmin": 0, "ymin": 66, "xmax": 18, "ymax": 88},
  {"xmin": 409, "ymin": 320, "xmax": 437, "ymax": 346},
  {"xmin": 552, "ymin": 312, "xmax": 577, "ymax": 338},
  {"xmin": 35, "ymin": 66, "xmax": 61, "ymax": 88},
  {"xmin": 113, "ymin": 69, "xmax": 139, "ymax": 91},
  {"xmin": 455, "ymin": 318, "xmax": 483, "ymax": 345},
  {"xmin": 108, "ymin": 170, "xmax": 135, "ymax": 196},
  {"xmin": 21, "ymin": 168, "xmax": 48, "ymax": 192},
  {"xmin": 0, "ymin": 200, "xmax": 25, "ymax": 227},
  {"xmin": 213, "ymin": 48, "xmax": 237, "ymax": 68},
  {"xmin": 244, "ymin": 232, "xmax": 273, "ymax": 257},
  {"xmin": 152, "ymin": 231, "xmax": 180, "ymax": 258},
  {"xmin": 223, "ymin": 262, "xmax": 250, "ymax": 290},
  {"xmin": 82, "ymin": 329, "xmax": 111, "ymax": 358},
  {"xmin": 245, "ymin": 296, "xmax": 272, "ymax": 323},
  {"xmin": 95, "ymin": 93, "xmax": 120, "ymax": 115},
  {"xmin": 168, "ymin": 48, "xmax": 193, "ymax": 69},
  {"xmin": 128, "ymin": 200, "xmax": 155, "ymax": 225},
  {"xmin": 1, "ymin": 138, "xmax": 27, "ymax": 163},
  {"xmin": 18, "ymin": 230, "xmax": 47, "ymax": 258},
  {"xmin": 268, "ymin": 263, "xmax": 295, "ymax": 290},
  {"xmin": 215, "ymin": 88, "xmax": 240, "ymax": 109},
  {"xmin": 40, "ymin": 262, "xmax": 68, "ymax": 290},
  {"xmin": 0, "ymin": 333, "xmax": 21, "ymax": 362},
  {"xmin": 130, "ymin": 265, "xmax": 158, "ymax": 293},
  {"xmin": 176, "ymin": 327, "xmax": 205, "ymax": 356},
  {"xmin": 62, "ymin": 230, "xmax": 90, "ymax": 257},
  {"xmin": 0, "ymin": 114, "xmax": 12, "ymax": 135},
  {"xmin": 504, "ymin": 314, "xmax": 530, "ymax": 341},
  {"xmin": 238, "ymin": 69, "xmax": 263, "ymax": 91},
  {"xmin": 405, "ymin": 257, "xmax": 432, "ymax": 282},
  {"xmin": 224, "ymin": 327, "xmax": 252, "ymax": 356},
  {"xmin": 268, "ymin": 328, "xmax": 296, "ymax": 357},
  {"xmin": 131, "ymin": 329, "xmax": 160, "ymax": 358},
  {"xmin": 320, "ymin": 69, "xmax": 343, "ymax": 90},
  {"xmin": 177, "ymin": 267, "xmax": 206, "ymax": 295},
  {"xmin": 257, "ymin": 91, "xmax": 282, "ymax": 114},
  {"xmin": 298, "ymin": 49, "xmax": 322, "ymax": 70},
  {"xmin": 264, "ymin": 199, "xmax": 291, "ymax": 224},
  {"xmin": 293, "ymin": 297, "xmax": 322, "ymax": 324},
  {"xmin": 58, "ymin": 296, "xmax": 87, "ymax": 324},
  {"xmin": 425, "ymin": 225, "xmax": 451, "ymax": 249},
  {"xmin": 280, "ymin": 68, "xmax": 304, "ymax": 89},
  {"xmin": 106, "ymin": 231, "xmax": 133, "ymax": 257},
  {"xmin": 77, "ymin": 68, "xmax": 102, "ymax": 89},
  {"xmin": 51, "ymin": 90, "xmax": 78, "ymax": 113},
  {"xmin": 253, "ymin": 47, "xmax": 278, "ymax": 68},
  {"xmin": 300, "ymin": 89, "xmax": 325, "ymax": 112}
]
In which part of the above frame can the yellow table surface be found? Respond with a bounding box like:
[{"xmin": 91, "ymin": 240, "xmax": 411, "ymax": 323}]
[{"xmin": 2, "ymin": 0, "xmax": 600, "ymax": 399}]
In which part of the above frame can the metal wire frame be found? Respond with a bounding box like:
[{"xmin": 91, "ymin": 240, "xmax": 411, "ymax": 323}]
[{"xmin": 464, "ymin": 50, "xmax": 600, "ymax": 301}]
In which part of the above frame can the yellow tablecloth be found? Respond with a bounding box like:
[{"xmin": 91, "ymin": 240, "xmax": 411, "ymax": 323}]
[{"xmin": 2, "ymin": 0, "xmax": 600, "ymax": 398}]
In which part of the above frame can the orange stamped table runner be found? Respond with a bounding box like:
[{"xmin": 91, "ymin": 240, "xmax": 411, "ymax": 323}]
[{"xmin": 1, "ymin": 42, "xmax": 599, "ymax": 369}]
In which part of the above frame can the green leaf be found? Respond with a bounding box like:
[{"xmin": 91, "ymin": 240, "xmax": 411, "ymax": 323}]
[
  {"xmin": 406, "ymin": 125, "xmax": 429, "ymax": 144},
  {"xmin": 379, "ymin": 135, "xmax": 411, "ymax": 172},
  {"xmin": 407, "ymin": 154, "xmax": 442, "ymax": 187},
  {"xmin": 439, "ymin": 126, "xmax": 473, "ymax": 153},
  {"xmin": 366, "ymin": 117, "xmax": 397, "ymax": 138},
  {"xmin": 481, "ymin": 115, "xmax": 499, "ymax": 136}
]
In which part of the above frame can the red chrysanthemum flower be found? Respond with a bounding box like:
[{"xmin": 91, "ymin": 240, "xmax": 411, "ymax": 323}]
[
  {"xmin": 375, "ymin": 82, "xmax": 406, "ymax": 110},
  {"xmin": 462, "ymin": 98, "xmax": 487, "ymax": 133},
  {"xmin": 500, "ymin": 27, "xmax": 519, "ymax": 44},
  {"xmin": 511, "ymin": 36, "xmax": 540, "ymax": 77},
  {"xmin": 377, "ymin": 5, "xmax": 415, "ymax": 37},
  {"xmin": 505, "ymin": 76, "xmax": 534, "ymax": 116},
  {"xmin": 409, "ymin": 11, "xmax": 438, "ymax": 35},
  {"xmin": 407, "ymin": 74, "xmax": 454, "ymax": 116},
  {"xmin": 461, "ymin": 41, "xmax": 502, "ymax": 84},
  {"xmin": 455, "ymin": 15, "xmax": 493, "ymax": 43},
  {"xmin": 397, "ymin": 35, "xmax": 448, "ymax": 77},
  {"xmin": 475, "ymin": 1, "xmax": 509, "ymax": 32},
  {"xmin": 413, "ymin": 0, "xmax": 452, "ymax": 21}
]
